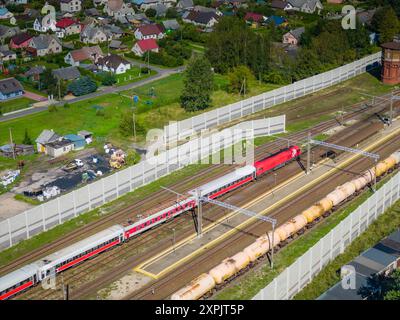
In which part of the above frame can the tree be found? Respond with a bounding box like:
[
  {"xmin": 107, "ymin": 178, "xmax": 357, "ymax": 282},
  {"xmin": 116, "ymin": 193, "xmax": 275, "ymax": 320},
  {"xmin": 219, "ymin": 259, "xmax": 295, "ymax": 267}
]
[
  {"xmin": 67, "ymin": 76, "xmax": 98, "ymax": 96},
  {"xmin": 145, "ymin": 8, "xmax": 157, "ymax": 18},
  {"xmin": 227, "ymin": 65, "xmax": 255, "ymax": 95},
  {"xmin": 40, "ymin": 69, "xmax": 58, "ymax": 96},
  {"xmin": 165, "ymin": 7, "xmax": 178, "ymax": 19},
  {"xmin": 100, "ymin": 72, "xmax": 117, "ymax": 86},
  {"xmin": 119, "ymin": 109, "xmax": 145, "ymax": 137},
  {"xmin": 180, "ymin": 55, "xmax": 214, "ymax": 112},
  {"xmin": 372, "ymin": 6, "xmax": 400, "ymax": 43},
  {"xmin": 359, "ymin": 269, "xmax": 400, "ymax": 300},
  {"xmin": 22, "ymin": 129, "xmax": 32, "ymax": 145}
]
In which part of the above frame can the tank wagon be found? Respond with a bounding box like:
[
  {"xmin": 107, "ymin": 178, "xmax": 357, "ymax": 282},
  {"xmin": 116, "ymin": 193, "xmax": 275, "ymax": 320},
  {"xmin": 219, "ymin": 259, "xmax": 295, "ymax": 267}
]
[
  {"xmin": 171, "ymin": 151, "xmax": 400, "ymax": 300},
  {"xmin": 0, "ymin": 146, "xmax": 301, "ymax": 300}
]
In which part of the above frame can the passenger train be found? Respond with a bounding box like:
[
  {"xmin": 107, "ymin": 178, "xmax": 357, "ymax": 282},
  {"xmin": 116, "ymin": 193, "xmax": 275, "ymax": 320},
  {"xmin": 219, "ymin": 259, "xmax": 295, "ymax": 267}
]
[{"xmin": 0, "ymin": 146, "xmax": 301, "ymax": 300}]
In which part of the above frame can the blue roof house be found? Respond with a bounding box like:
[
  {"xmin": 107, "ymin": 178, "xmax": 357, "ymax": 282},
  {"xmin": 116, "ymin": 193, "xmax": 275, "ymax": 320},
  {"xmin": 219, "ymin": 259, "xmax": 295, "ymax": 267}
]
[
  {"xmin": 267, "ymin": 15, "xmax": 287, "ymax": 26},
  {"xmin": 64, "ymin": 134, "xmax": 86, "ymax": 150}
]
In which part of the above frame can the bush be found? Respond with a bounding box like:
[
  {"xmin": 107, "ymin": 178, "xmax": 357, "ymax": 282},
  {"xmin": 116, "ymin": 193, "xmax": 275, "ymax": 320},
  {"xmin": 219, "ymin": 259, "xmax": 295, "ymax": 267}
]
[
  {"xmin": 67, "ymin": 76, "xmax": 98, "ymax": 96},
  {"xmin": 145, "ymin": 8, "xmax": 156, "ymax": 18},
  {"xmin": 96, "ymin": 108, "xmax": 105, "ymax": 117},
  {"xmin": 140, "ymin": 67, "xmax": 150, "ymax": 74},
  {"xmin": 48, "ymin": 104, "xmax": 58, "ymax": 112},
  {"xmin": 63, "ymin": 103, "xmax": 70, "ymax": 109}
]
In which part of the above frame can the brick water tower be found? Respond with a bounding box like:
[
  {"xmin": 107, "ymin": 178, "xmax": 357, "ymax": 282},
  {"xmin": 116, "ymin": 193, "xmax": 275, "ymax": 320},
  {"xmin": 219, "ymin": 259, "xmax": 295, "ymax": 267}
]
[{"xmin": 381, "ymin": 42, "xmax": 400, "ymax": 85}]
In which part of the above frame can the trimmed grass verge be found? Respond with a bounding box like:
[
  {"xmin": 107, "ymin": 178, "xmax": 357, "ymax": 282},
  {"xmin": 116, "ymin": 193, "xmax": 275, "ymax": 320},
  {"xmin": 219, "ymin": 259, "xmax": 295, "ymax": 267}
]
[{"xmin": 214, "ymin": 169, "xmax": 399, "ymax": 300}]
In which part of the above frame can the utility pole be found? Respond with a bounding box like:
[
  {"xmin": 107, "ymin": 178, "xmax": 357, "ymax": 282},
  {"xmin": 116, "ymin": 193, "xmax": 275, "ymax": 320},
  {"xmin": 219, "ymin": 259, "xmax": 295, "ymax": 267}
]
[
  {"xmin": 196, "ymin": 189, "xmax": 202, "ymax": 238},
  {"xmin": 9, "ymin": 128, "xmax": 15, "ymax": 160},
  {"xmin": 306, "ymin": 131, "xmax": 311, "ymax": 175},
  {"xmin": 132, "ymin": 109, "xmax": 136, "ymax": 142}
]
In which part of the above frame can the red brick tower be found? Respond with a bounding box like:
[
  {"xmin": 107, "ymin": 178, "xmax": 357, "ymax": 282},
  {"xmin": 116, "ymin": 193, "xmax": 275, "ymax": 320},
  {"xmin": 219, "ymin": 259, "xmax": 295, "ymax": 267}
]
[{"xmin": 381, "ymin": 42, "xmax": 400, "ymax": 85}]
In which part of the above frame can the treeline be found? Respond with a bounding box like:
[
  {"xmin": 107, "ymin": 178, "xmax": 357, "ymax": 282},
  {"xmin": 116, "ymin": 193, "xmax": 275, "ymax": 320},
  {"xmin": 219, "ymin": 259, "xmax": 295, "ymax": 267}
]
[{"xmin": 204, "ymin": 16, "xmax": 374, "ymax": 85}]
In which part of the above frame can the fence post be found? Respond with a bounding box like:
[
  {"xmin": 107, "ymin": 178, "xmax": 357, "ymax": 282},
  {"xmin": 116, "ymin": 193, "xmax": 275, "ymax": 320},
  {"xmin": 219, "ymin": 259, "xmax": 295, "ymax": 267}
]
[{"xmin": 8, "ymin": 219, "xmax": 12, "ymax": 247}]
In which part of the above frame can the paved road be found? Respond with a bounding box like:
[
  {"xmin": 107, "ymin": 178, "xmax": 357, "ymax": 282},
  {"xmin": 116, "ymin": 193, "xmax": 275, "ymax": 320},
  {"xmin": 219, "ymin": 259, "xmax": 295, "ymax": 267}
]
[{"xmin": 0, "ymin": 64, "xmax": 185, "ymax": 123}]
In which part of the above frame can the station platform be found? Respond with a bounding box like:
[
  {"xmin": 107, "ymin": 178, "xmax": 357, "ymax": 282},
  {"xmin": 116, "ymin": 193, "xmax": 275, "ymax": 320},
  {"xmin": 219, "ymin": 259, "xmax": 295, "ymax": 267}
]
[{"xmin": 134, "ymin": 119, "xmax": 400, "ymax": 280}]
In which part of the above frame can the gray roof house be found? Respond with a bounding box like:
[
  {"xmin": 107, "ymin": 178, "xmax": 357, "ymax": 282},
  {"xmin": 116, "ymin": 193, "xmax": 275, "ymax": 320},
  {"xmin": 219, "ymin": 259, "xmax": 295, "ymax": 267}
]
[
  {"xmin": 162, "ymin": 19, "xmax": 180, "ymax": 30},
  {"xmin": 27, "ymin": 34, "xmax": 62, "ymax": 57},
  {"xmin": 286, "ymin": 0, "xmax": 323, "ymax": 14},
  {"xmin": 0, "ymin": 78, "xmax": 24, "ymax": 101},
  {"xmin": 52, "ymin": 66, "xmax": 81, "ymax": 81},
  {"xmin": 80, "ymin": 24, "xmax": 108, "ymax": 44},
  {"xmin": 176, "ymin": 0, "xmax": 194, "ymax": 11},
  {"xmin": 35, "ymin": 129, "xmax": 61, "ymax": 153},
  {"xmin": 0, "ymin": 45, "xmax": 16, "ymax": 63},
  {"xmin": 282, "ymin": 26, "xmax": 305, "ymax": 45},
  {"xmin": 0, "ymin": 25, "xmax": 20, "ymax": 42}
]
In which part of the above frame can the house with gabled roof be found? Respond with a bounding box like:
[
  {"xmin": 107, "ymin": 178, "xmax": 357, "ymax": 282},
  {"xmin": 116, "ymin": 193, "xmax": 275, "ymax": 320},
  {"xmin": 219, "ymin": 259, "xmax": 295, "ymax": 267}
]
[
  {"xmin": 104, "ymin": 0, "xmax": 135, "ymax": 19},
  {"xmin": 64, "ymin": 45, "xmax": 104, "ymax": 66},
  {"xmin": 52, "ymin": 66, "xmax": 81, "ymax": 81},
  {"xmin": 283, "ymin": 27, "xmax": 305, "ymax": 45},
  {"xmin": 27, "ymin": 35, "xmax": 62, "ymax": 57},
  {"xmin": 132, "ymin": 38, "xmax": 159, "ymax": 56},
  {"xmin": 0, "ymin": 78, "xmax": 23, "ymax": 101},
  {"xmin": 60, "ymin": 0, "xmax": 82, "ymax": 13},
  {"xmin": 182, "ymin": 11, "xmax": 219, "ymax": 30},
  {"xmin": 176, "ymin": 0, "xmax": 194, "ymax": 11},
  {"xmin": 95, "ymin": 53, "xmax": 131, "ymax": 74},
  {"xmin": 134, "ymin": 24, "xmax": 165, "ymax": 40},
  {"xmin": 35, "ymin": 129, "xmax": 61, "ymax": 153},
  {"xmin": 33, "ymin": 15, "xmax": 57, "ymax": 33},
  {"xmin": 80, "ymin": 24, "xmax": 108, "ymax": 44},
  {"xmin": 10, "ymin": 32, "xmax": 33, "ymax": 49},
  {"xmin": 0, "ymin": 25, "xmax": 20, "ymax": 42},
  {"xmin": 56, "ymin": 18, "xmax": 82, "ymax": 38}
]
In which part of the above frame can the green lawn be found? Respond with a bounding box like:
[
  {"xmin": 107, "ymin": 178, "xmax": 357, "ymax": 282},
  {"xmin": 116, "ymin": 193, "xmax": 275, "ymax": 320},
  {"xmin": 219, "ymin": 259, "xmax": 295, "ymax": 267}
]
[
  {"xmin": 0, "ymin": 97, "xmax": 34, "ymax": 114},
  {"xmin": 114, "ymin": 66, "xmax": 157, "ymax": 86}
]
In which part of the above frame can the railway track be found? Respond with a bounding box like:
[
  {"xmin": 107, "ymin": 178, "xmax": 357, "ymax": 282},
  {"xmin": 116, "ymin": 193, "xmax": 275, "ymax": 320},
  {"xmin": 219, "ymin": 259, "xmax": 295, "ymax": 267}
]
[
  {"xmin": 125, "ymin": 135, "xmax": 400, "ymax": 300},
  {"xmin": 17, "ymin": 114, "xmax": 390, "ymax": 300},
  {"xmin": 4, "ymin": 92, "xmax": 400, "ymax": 299}
]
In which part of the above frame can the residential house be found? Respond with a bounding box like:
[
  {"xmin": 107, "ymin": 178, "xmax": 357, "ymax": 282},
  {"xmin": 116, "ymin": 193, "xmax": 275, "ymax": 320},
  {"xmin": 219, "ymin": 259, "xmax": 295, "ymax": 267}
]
[
  {"xmin": 193, "ymin": 5, "xmax": 221, "ymax": 15},
  {"xmin": 285, "ymin": 0, "xmax": 323, "ymax": 14},
  {"xmin": 183, "ymin": 11, "xmax": 219, "ymax": 30},
  {"xmin": 33, "ymin": 15, "xmax": 57, "ymax": 33},
  {"xmin": 176, "ymin": 0, "xmax": 194, "ymax": 11},
  {"xmin": 134, "ymin": 24, "xmax": 165, "ymax": 40},
  {"xmin": 109, "ymin": 39, "xmax": 127, "ymax": 50},
  {"xmin": 282, "ymin": 27, "xmax": 305, "ymax": 45},
  {"xmin": 23, "ymin": 66, "xmax": 46, "ymax": 81},
  {"xmin": 4, "ymin": 0, "xmax": 28, "ymax": 4},
  {"xmin": 95, "ymin": 53, "xmax": 131, "ymax": 74},
  {"xmin": 270, "ymin": 0, "xmax": 291, "ymax": 10},
  {"xmin": 35, "ymin": 129, "xmax": 61, "ymax": 153},
  {"xmin": 52, "ymin": 66, "xmax": 81, "ymax": 81},
  {"xmin": 356, "ymin": 9, "xmax": 376, "ymax": 26},
  {"xmin": 9, "ymin": 33, "xmax": 33, "ymax": 49},
  {"xmin": 132, "ymin": 38, "xmax": 159, "ymax": 56},
  {"xmin": 0, "ymin": 144, "xmax": 34, "ymax": 158},
  {"xmin": 64, "ymin": 45, "xmax": 104, "ymax": 66},
  {"xmin": 45, "ymin": 139, "xmax": 75, "ymax": 158},
  {"xmin": 102, "ymin": 24, "xmax": 124, "ymax": 39},
  {"xmin": 0, "ymin": 78, "xmax": 23, "ymax": 100},
  {"xmin": 0, "ymin": 25, "xmax": 20, "ymax": 42},
  {"xmin": 244, "ymin": 12, "xmax": 265, "ymax": 27},
  {"xmin": 64, "ymin": 134, "xmax": 86, "ymax": 150},
  {"xmin": 85, "ymin": 8, "xmax": 100, "ymax": 17},
  {"xmin": 0, "ymin": 45, "xmax": 16, "ymax": 62},
  {"xmin": 104, "ymin": 0, "xmax": 135, "ymax": 19},
  {"xmin": 0, "ymin": 8, "xmax": 13, "ymax": 20},
  {"xmin": 55, "ymin": 18, "xmax": 82, "ymax": 38},
  {"xmin": 128, "ymin": 13, "xmax": 151, "ymax": 27},
  {"xmin": 60, "ymin": 0, "xmax": 82, "ymax": 13},
  {"xmin": 27, "ymin": 35, "xmax": 62, "ymax": 57},
  {"xmin": 162, "ymin": 19, "xmax": 180, "ymax": 31},
  {"xmin": 152, "ymin": 3, "xmax": 168, "ymax": 17},
  {"xmin": 139, "ymin": 0, "xmax": 158, "ymax": 10},
  {"xmin": 266, "ymin": 15, "xmax": 288, "ymax": 27},
  {"xmin": 80, "ymin": 24, "xmax": 108, "ymax": 44}
]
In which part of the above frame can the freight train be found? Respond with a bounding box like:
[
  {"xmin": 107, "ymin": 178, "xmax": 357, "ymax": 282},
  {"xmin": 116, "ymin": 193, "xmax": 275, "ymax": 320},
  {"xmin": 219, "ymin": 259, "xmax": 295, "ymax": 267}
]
[
  {"xmin": 0, "ymin": 146, "xmax": 301, "ymax": 300},
  {"xmin": 171, "ymin": 150, "xmax": 400, "ymax": 300}
]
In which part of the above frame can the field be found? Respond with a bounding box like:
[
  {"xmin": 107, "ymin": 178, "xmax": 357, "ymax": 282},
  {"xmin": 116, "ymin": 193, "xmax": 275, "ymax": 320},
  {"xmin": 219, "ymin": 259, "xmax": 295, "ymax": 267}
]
[{"xmin": 0, "ymin": 97, "xmax": 34, "ymax": 114}]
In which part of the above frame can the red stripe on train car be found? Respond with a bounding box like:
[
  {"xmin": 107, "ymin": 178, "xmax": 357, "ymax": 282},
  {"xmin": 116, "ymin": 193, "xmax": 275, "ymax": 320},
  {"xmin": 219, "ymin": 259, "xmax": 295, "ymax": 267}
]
[
  {"xmin": 0, "ymin": 280, "xmax": 34, "ymax": 300},
  {"xmin": 209, "ymin": 176, "xmax": 254, "ymax": 199},
  {"xmin": 56, "ymin": 239, "xmax": 120, "ymax": 273}
]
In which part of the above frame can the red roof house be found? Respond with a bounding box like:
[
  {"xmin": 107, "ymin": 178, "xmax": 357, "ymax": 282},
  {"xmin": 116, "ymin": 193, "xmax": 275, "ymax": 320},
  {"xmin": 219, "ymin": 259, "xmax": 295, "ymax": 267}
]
[
  {"xmin": 131, "ymin": 39, "xmax": 159, "ymax": 57},
  {"xmin": 56, "ymin": 18, "xmax": 82, "ymax": 37},
  {"xmin": 244, "ymin": 12, "xmax": 265, "ymax": 25},
  {"xmin": 10, "ymin": 33, "xmax": 33, "ymax": 49}
]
